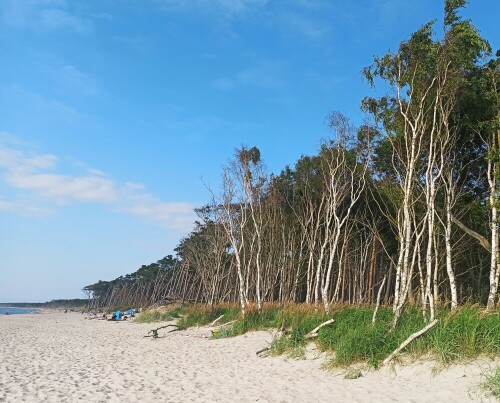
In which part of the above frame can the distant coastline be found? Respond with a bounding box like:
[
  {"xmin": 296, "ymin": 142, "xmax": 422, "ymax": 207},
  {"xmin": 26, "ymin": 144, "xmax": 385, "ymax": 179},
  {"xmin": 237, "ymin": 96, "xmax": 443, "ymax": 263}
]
[
  {"xmin": 0, "ymin": 299, "xmax": 88, "ymax": 309},
  {"xmin": 0, "ymin": 307, "xmax": 38, "ymax": 315},
  {"xmin": 0, "ymin": 302, "xmax": 44, "ymax": 308}
]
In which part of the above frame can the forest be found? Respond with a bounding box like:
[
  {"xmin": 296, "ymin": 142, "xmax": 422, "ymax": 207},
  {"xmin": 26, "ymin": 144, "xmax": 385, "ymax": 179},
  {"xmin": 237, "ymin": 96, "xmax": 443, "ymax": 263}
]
[{"xmin": 84, "ymin": 1, "xmax": 499, "ymax": 331}]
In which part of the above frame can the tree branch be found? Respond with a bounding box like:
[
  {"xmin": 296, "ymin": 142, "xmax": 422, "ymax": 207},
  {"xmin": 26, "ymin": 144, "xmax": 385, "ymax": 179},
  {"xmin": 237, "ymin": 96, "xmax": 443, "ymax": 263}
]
[
  {"xmin": 383, "ymin": 319, "xmax": 438, "ymax": 365},
  {"xmin": 305, "ymin": 319, "xmax": 335, "ymax": 339},
  {"xmin": 451, "ymin": 216, "xmax": 491, "ymax": 252}
]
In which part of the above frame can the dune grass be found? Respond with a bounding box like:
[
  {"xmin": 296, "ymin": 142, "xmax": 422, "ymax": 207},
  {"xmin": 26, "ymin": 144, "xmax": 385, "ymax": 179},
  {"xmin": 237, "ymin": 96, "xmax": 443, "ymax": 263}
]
[
  {"xmin": 176, "ymin": 303, "xmax": 241, "ymax": 328},
  {"xmin": 133, "ymin": 305, "xmax": 184, "ymax": 324},
  {"xmin": 482, "ymin": 367, "xmax": 500, "ymax": 398},
  {"xmin": 135, "ymin": 302, "xmax": 500, "ymax": 368}
]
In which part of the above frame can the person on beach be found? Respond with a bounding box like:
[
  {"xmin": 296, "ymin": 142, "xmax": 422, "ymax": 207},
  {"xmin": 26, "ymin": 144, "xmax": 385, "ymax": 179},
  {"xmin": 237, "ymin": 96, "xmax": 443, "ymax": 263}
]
[{"xmin": 109, "ymin": 311, "xmax": 122, "ymax": 321}]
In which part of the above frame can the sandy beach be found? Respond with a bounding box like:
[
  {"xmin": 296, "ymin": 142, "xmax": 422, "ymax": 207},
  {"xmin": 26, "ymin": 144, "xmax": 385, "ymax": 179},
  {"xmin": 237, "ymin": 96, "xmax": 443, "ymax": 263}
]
[{"xmin": 0, "ymin": 311, "xmax": 496, "ymax": 402}]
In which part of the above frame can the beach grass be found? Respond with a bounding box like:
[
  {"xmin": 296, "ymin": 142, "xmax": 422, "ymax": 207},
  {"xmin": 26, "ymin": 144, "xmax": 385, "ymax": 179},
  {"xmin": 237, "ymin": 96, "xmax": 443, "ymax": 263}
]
[
  {"xmin": 166, "ymin": 303, "xmax": 500, "ymax": 368},
  {"xmin": 134, "ymin": 302, "xmax": 500, "ymax": 368},
  {"xmin": 177, "ymin": 304, "xmax": 241, "ymax": 328},
  {"xmin": 482, "ymin": 367, "xmax": 500, "ymax": 398},
  {"xmin": 133, "ymin": 305, "xmax": 184, "ymax": 324}
]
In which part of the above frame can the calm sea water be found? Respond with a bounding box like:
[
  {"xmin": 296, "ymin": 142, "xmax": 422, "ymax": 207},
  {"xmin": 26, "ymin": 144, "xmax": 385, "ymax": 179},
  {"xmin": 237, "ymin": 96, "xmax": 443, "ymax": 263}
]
[{"xmin": 0, "ymin": 307, "xmax": 37, "ymax": 315}]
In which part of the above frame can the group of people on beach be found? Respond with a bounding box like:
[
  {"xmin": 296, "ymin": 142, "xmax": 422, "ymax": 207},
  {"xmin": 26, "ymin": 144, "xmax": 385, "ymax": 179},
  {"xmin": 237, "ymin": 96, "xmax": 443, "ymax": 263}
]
[{"xmin": 83, "ymin": 308, "xmax": 138, "ymax": 321}]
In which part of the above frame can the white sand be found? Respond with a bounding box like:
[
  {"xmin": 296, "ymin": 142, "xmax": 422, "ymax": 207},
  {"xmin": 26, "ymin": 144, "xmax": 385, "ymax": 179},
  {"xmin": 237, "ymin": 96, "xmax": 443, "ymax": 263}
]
[{"xmin": 0, "ymin": 311, "xmax": 496, "ymax": 402}]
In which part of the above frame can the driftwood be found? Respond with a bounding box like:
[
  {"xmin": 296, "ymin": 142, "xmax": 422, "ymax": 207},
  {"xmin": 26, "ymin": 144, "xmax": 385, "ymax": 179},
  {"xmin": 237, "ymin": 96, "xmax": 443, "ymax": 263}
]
[
  {"xmin": 209, "ymin": 320, "xmax": 237, "ymax": 337},
  {"xmin": 145, "ymin": 324, "xmax": 183, "ymax": 339},
  {"xmin": 256, "ymin": 347, "xmax": 271, "ymax": 357},
  {"xmin": 210, "ymin": 315, "xmax": 224, "ymax": 327},
  {"xmin": 383, "ymin": 319, "xmax": 438, "ymax": 365},
  {"xmin": 218, "ymin": 320, "xmax": 236, "ymax": 328},
  {"xmin": 305, "ymin": 319, "xmax": 335, "ymax": 339}
]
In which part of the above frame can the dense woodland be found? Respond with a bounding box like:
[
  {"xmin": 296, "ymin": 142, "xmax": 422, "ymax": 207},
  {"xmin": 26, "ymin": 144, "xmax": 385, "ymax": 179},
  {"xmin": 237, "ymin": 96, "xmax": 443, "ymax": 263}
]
[{"xmin": 84, "ymin": 1, "xmax": 499, "ymax": 328}]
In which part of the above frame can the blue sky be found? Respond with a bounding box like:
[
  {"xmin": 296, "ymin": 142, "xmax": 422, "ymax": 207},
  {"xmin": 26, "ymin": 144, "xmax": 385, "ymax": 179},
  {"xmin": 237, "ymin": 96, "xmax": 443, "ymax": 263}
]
[{"xmin": 1, "ymin": 0, "xmax": 498, "ymax": 302}]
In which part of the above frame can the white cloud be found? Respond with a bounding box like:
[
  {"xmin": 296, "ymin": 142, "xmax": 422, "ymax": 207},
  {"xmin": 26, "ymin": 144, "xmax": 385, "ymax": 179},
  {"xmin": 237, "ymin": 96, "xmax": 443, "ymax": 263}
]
[
  {"xmin": 0, "ymin": 144, "xmax": 58, "ymax": 172},
  {"xmin": 7, "ymin": 173, "xmax": 118, "ymax": 204},
  {"xmin": 0, "ymin": 137, "xmax": 197, "ymax": 234},
  {"xmin": 121, "ymin": 194, "xmax": 196, "ymax": 233},
  {"xmin": 0, "ymin": 196, "xmax": 51, "ymax": 217}
]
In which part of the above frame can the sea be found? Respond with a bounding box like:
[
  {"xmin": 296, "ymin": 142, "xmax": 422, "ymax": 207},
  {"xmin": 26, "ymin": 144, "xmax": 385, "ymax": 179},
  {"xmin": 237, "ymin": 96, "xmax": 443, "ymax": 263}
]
[{"xmin": 0, "ymin": 307, "xmax": 38, "ymax": 315}]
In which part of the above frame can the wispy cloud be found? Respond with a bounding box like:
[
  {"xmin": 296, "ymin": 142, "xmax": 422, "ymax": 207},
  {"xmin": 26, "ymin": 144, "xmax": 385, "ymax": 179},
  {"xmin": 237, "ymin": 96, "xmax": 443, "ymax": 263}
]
[
  {"xmin": 212, "ymin": 60, "xmax": 286, "ymax": 91},
  {"xmin": 0, "ymin": 196, "xmax": 51, "ymax": 217},
  {"xmin": 56, "ymin": 65, "xmax": 100, "ymax": 96},
  {"xmin": 149, "ymin": 0, "xmax": 331, "ymax": 43},
  {"xmin": 275, "ymin": 10, "xmax": 330, "ymax": 41},
  {"xmin": 7, "ymin": 173, "xmax": 118, "ymax": 204},
  {"xmin": 121, "ymin": 191, "xmax": 196, "ymax": 232},
  {"xmin": 0, "ymin": 135, "xmax": 197, "ymax": 233},
  {"xmin": 151, "ymin": 104, "xmax": 249, "ymax": 142},
  {"xmin": 5, "ymin": 84, "xmax": 80, "ymax": 123},
  {"xmin": 1, "ymin": 0, "xmax": 93, "ymax": 33},
  {"xmin": 152, "ymin": 0, "xmax": 269, "ymax": 17},
  {"xmin": 39, "ymin": 8, "xmax": 89, "ymax": 32}
]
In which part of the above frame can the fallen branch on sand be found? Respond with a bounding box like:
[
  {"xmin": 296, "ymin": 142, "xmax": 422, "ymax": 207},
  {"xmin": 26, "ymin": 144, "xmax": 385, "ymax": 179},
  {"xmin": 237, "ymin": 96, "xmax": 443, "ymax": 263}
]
[
  {"xmin": 145, "ymin": 324, "xmax": 184, "ymax": 339},
  {"xmin": 305, "ymin": 319, "xmax": 335, "ymax": 339},
  {"xmin": 218, "ymin": 320, "xmax": 236, "ymax": 328},
  {"xmin": 210, "ymin": 315, "xmax": 224, "ymax": 327},
  {"xmin": 181, "ymin": 334, "xmax": 210, "ymax": 339},
  {"xmin": 383, "ymin": 319, "xmax": 439, "ymax": 366},
  {"xmin": 256, "ymin": 347, "xmax": 271, "ymax": 357},
  {"xmin": 210, "ymin": 320, "xmax": 237, "ymax": 336}
]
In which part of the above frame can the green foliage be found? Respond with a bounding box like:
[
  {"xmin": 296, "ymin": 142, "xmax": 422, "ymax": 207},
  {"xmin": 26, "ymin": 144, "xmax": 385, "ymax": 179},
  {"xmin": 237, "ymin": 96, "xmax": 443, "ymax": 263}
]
[
  {"xmin": 432, "ymin": 309, "xmax": 500, "ymax": 362},
  {"xmin": 178, "ymin": 304, "xmax": 500, "ymax": 369},
  {"xmin": 444, "ymin": 0, "xmax": 467, "ymax": 26},
  {"xmin": 176, "ymin": 304, "xmax": 240, "ymax": 328},
  {"xmin": 83, "ymin": 1, "xmax": 500, "ymax": 338},
  {"xmin": 134, "ymin": 306, "xmax": 185, "ymax": 323},
  {"xmin": 83, "ymin": 254, "xmax": 179, "ymax": 299},
  {"xmin": 318, "ymin": 307, "xmax": 396, "ymax": 368},
  {"xmin": 238, "ymin": 146, "xmax": 261, "ymax": 166}
]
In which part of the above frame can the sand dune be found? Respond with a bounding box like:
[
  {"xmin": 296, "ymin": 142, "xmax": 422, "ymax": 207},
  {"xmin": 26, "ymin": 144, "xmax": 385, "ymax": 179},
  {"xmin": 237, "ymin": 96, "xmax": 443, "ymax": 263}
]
[{"xmin": 0, "ymin": 311, "xmax": 495, "ymax": 402}]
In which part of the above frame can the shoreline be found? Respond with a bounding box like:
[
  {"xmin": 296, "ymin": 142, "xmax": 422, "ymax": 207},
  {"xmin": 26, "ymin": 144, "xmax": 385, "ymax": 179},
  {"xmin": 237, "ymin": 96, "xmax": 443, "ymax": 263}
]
[{"xmin": 0, "ymin": 312, "xmax": 496, "ymax": 402}]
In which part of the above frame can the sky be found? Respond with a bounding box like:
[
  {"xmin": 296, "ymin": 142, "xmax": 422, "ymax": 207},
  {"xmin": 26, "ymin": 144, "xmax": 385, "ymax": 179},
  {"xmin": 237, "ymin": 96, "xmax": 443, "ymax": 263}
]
[{"xmin": 1, "ymin": 0, "xmax": 498, "ymax": 302}]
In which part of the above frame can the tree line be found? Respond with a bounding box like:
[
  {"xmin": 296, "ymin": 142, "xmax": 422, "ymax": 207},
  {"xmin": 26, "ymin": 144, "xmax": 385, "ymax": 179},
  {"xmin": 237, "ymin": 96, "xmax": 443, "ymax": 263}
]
[{"xmin": 84, "ymin": 1, "xmax": 499, "ymax": 328}]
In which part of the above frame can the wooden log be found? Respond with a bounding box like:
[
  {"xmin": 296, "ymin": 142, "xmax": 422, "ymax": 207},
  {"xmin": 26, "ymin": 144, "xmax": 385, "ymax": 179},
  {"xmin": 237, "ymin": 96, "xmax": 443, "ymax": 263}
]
[
  {"xmin": 383, "ymin": 319, "xmax": 438, "ymax": 365},
  {"xmin": 144, "ymin": 324, "xmax": 182, "ymax": 338},
  {"xmin": 210, "ymin": 315, "xmax": 224, "ymax": 327},
  {"xmin": 256, "ymin": 347, "xmax": 271, "ymax": 357},
  {"xmin": 305, "ymin": 319, "xmax": 335, "ymax": 339},
  {"xmin": 218, "ymin": 320, "xmax": 236, "ymax": 328}
]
